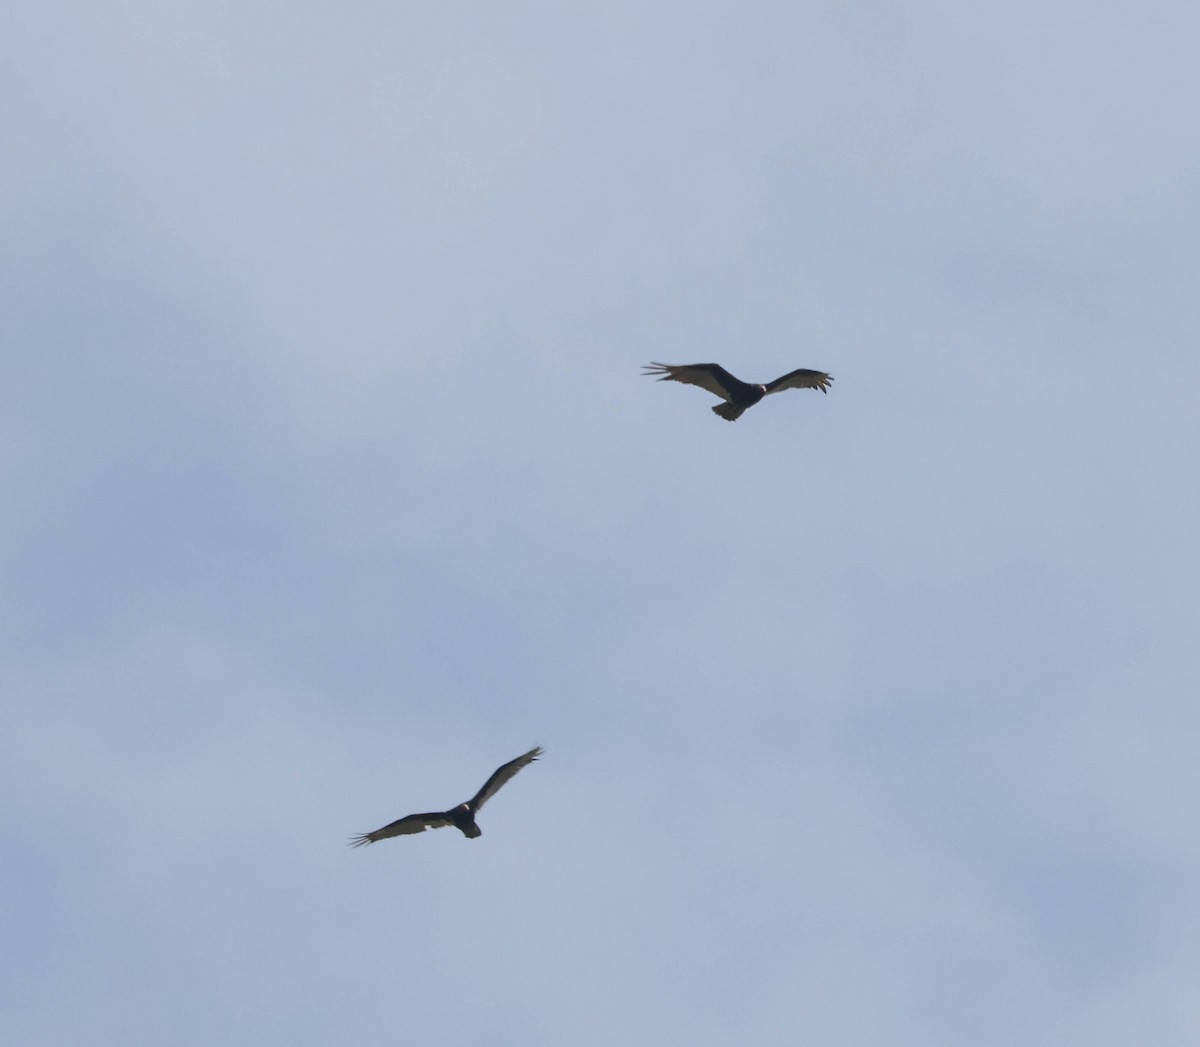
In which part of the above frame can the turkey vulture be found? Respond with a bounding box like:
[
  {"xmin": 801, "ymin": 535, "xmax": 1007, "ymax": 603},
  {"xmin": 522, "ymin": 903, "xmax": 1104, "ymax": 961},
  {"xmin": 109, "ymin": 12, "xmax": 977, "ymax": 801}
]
[
  {"xmin": 643, "ymin": 362, "xmax": 833, "ymax": 421},
  {"xmin": 349, "ymin": 746, "xmax": 542, "ymax": 846}
]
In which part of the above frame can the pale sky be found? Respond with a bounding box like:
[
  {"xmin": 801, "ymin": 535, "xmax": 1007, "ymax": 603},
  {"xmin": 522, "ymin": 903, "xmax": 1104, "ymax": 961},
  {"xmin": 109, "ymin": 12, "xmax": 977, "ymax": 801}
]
[{"xmin": 3, "ymin": 3, "xmax": 1199, "ymax": 1045}]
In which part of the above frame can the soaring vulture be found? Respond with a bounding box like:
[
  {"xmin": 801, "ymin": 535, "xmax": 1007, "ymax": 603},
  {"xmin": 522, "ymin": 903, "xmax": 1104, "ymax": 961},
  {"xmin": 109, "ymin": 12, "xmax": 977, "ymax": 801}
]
[
  {"xmin": 643, "ymin": 362, "xmax": 833, "ymax": 421},
  {"xmin": 350, "ymin": 746, "xmax": 542, "ymax": 846}
]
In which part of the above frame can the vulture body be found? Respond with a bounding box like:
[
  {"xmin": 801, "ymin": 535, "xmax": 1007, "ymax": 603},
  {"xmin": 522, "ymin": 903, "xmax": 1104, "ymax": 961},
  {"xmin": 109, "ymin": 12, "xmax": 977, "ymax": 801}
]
[
  {"xmin": 643, "ymin": 362, "xmax": 833, "ymax": 421},
  {"xmin": 350, "ymin": 746, "xmax": 542, "ymax": 846}
]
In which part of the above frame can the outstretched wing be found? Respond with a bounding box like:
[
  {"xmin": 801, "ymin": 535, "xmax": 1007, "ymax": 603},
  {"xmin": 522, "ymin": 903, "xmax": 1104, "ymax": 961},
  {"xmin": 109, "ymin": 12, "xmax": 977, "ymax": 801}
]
[
  {"xmin": 642, "ymin": 362, "xmax": 748, "ymax": 403},
  {"xmin": 349, "ymin": 812, "xmax": 452, "ymax": 847},
  {"xmin": 763, "ymin": 368, "xmax": 833, "ymax": 395},
  {"xmin": 469, "ymin": 746, "xmax": 543, "ymax": 812}
]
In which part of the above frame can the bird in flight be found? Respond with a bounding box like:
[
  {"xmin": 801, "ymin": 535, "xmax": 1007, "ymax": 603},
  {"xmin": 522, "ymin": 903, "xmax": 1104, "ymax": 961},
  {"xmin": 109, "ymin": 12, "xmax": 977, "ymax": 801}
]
[
  {"xmin": 643, "ymin": 362, "xmax": 833, "ymax": 421},
  {"xmin": 350, "ymin": 746, "xmax": 543, "ymax": 846}
]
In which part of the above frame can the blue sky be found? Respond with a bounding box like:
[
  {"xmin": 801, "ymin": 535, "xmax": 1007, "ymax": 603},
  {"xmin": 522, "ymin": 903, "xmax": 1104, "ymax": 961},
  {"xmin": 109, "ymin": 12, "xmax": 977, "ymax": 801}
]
[{"xmin": 3, "ymin": 2, "xmax": 1199, "ymax": 1044}]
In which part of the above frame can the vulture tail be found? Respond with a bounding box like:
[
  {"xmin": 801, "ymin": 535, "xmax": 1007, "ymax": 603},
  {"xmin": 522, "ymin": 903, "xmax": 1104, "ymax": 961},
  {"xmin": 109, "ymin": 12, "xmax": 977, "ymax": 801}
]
[{"xmin": 712, "ymin": 402, "xmax": 746, "ymax": 421}]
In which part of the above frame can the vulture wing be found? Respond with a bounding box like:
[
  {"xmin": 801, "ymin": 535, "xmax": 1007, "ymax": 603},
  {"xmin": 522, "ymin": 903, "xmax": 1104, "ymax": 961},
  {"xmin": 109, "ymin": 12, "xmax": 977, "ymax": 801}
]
[
  {"xmin": 468, "ymin": 746, "xmax": 543, "ymax": 812},
  {"xmin": 763, "ymin": 368, "xmax": 834, "ymax": 395},
  {"xmin": 349, "ymin": 812, "xmax": 452, "ymax": 847},
  {"xmin": 642, "ymin": 362, "xmax": 748, "ymax": 402}
]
